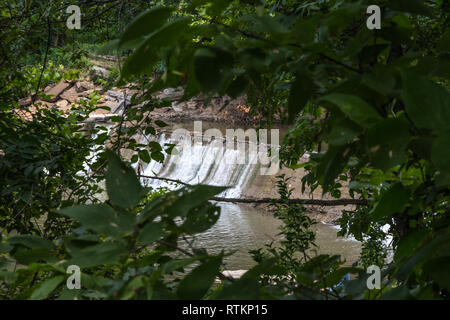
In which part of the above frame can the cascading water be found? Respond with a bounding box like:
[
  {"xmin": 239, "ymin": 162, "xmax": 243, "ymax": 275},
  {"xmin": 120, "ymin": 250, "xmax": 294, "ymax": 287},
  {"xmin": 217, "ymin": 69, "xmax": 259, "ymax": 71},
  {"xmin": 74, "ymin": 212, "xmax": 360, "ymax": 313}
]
[{"xmin": 139, "ymin": 130, "xmax": 272, "ymax": 198}]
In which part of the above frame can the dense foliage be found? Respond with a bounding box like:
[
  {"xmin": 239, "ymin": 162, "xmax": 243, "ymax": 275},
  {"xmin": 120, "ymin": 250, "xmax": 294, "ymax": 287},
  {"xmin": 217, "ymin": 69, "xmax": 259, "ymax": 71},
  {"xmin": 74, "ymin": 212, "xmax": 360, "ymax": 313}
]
[{"xmin": 0, "ymin": 0, "xmax": 449, "ymax": 300}]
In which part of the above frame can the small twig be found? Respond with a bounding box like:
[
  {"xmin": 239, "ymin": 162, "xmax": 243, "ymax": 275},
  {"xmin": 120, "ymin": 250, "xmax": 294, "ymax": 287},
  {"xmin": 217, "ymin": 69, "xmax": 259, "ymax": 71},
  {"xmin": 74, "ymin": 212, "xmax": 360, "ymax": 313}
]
[
  {"xmin": 32, "ymin": 16, "xmax": 51, "ymax": 104},
  {"xmin": 115, "ymin": 90, "xmax": 128, "ymax": 154},
  {"xmin": 138, "ymin": 174, "xmax": 367, "ymax": 206}
]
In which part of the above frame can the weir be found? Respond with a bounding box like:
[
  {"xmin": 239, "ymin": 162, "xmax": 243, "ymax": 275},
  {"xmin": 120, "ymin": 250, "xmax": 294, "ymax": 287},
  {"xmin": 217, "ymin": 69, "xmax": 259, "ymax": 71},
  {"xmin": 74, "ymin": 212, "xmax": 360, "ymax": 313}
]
[{"xmin": 137, "ymin": 128, "xmax": 279, "ymax": 198}]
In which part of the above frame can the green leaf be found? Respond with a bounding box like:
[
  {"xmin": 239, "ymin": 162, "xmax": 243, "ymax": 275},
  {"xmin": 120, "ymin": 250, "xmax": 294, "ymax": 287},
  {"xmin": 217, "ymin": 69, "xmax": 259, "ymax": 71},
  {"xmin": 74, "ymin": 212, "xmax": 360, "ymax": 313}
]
[
  {"xmin": 226, "ymin": 75, "xmax": 248, "ymax": 98},
  {"xmin": 186, "ymin": 0, "xmax": 210, "ymax": 11},
  {"xmin": 99, "ymin": 39, "xmax": 120, "ymax": 53},
  {"xmin": 251, "ymin": 15, "xmax": 289, "ymax": 34},
  {"xmin": 213, "ymin": 277, "xmax": 260, "ymax": 300},
  {"xmin": 139, "ymin": 185, "xmax": 227, "ymax": 222},
  {"xmin": 359, "ymin": 44, "xmax": 389, "ymax": 66},
  {"xmin": 57, "ymin": 287, "xmax": 80, "ymax": 300},
  {"xmin": 149, "ymin": 141, "xmax": 162, "ymax": 152},
  {"xmin": 106, "ymin": 150, "xmax": 143, "ymax": 209},
  {"xmin": 323, "ymin": 267, "xmax": 358, "ymax": 288},
  {"xmin": 241, "ymin": 258, "xmax": 284, "ymax": 279},
  {"xmin": 177, "ymin": 256, "xmax": 222, "ymax": 299},
  {"xmin": 401, "ymin": 72, "xmax": 450, "ymax": 133},
  {"xmin": 120, "ymin": 18, "xmax": 191, "ymax": 81},
  {"xmin": 379, "ymin": 26, "xmax": 412, "ymax": 45},
  {"xmin": 8, "ymin": 235, "xmax": 54, "ymax": 250},
  {"xmin": 319, "ymin": 94, "xmax": 382, "ymax": 127},
  {"xmin": 387, "ymin": 0, "xmax": 433, "ymax": 17},
  {"xmin": 145, "ymin": 126, "xmax": 156, "ymax": 135},
  {"xmin": 151, "ymin": 151, "xmax": 165, "ymax": 162},
  {"xmin": 437, "ymin": 29, "xmax": 450, "ymax": 52},
  {"xmin": 118, "ymin": 7, "xmax": 174, "ymax": 49},
  {"xmin": 394, "ymin": 230, "xmax": 429, "ymax": 262},
  {"xmin": 288, "ymin": 69, "xmax": 314, "ymax": 122},
  {"xmin": 206, "ymin": 0, "xmax": 229, "ymax": 16},
  {"xmin": 13, "ymin": 248, "xmax": 56, "ymax": 264},
  {"xmin": 370, "ymin": 183, "xmax": 410, "ymax": 221},
  {"xmin": 411, "ymin": 56, "xmax": 450, "ymax": 80},
  {"xmin": 317, "ymin": 145, "xmax": 349, "ymax": 193},
  {"xmin": 423, "ymin": 257, "xmax": 450, "ymax": 289},
  {"xmin": 396, "ymin": 228, "xmax": 450, "ymax": 281},
  {"xmin": 162, "ymin": 258, "xmax": 198, "ymax": 274},
  {"xmin": 68, "ymin": 242, "xmax": 128, "ymax": 268},
  {"xmin": 194, "ymin": 48, "xmax": 233, "ymax": 92},
  {"xmin": 138, "ymin": 222, "xmax": 165, "ymax": 244},
  {"xmin": 431, "ymin": 132, "xmax": 450, "ymax": 186},
  {"xmin": 139, "ymin": 150, "xmax": 151, "ymax": 163},
  {"xmin": 0, "ymin": 271, "xmax": 18, "ymax": 285},
  {"xmin": 0, "ymin": 243, "xmax": 12, "ymax": 253},
  {"xmin": 59, "ymin": 204, "xmax": 134, "ymax": 237},
  {"xmin": 367, "ymin": 118, "xmax": 410, "ymax": 170},
  {"xmin": 361, "ymin": 66, "xmax": 396, "ymax": 95},
  {"xmin": 326, "ymin": 116, "xmax": 361, "ymax": 146},
  {"xmin": 380, "ymin": 285, "xmax": 413, "ymax": 300},
  {"xmin": 30, "ymin": 276, "xmax": 65, "ymax": 300},
  {"xmin": 154, "ymin": 120, "xmax": 167, "ymax": 128},
  {"xmin": 182, "ymin": 203, "xmax": 221, "ymax": 234}
]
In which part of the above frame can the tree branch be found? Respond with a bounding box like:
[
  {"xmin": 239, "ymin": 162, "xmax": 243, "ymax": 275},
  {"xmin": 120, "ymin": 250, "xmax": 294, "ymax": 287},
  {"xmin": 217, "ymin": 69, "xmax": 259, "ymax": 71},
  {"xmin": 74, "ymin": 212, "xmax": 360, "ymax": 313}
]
[{"xmin": 138, "ymin": 174, "xmax": 367, "ymax": 206}]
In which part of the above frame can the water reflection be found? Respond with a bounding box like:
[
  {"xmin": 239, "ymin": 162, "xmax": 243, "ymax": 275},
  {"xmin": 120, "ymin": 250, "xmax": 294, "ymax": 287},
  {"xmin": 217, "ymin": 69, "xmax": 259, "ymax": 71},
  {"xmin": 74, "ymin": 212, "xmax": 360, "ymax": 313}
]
[{"xmin": 187, "ymin": 202, "xmax": 361, "ymax": 270}]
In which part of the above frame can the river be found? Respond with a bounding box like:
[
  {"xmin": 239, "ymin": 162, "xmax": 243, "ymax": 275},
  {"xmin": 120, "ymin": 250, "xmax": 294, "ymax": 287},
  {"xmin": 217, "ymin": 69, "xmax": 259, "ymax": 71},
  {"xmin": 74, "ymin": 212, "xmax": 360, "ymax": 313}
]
[{"xmin": 92, "ymin": 121, "xmax": 361, "ymax": 270}]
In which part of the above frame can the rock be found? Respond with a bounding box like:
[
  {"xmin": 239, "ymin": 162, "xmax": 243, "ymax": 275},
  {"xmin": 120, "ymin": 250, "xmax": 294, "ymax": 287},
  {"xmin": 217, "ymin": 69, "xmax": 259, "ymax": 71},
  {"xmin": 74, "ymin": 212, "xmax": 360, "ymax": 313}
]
[
  {"xmin": 106, "ymin": 90, "xmax": 130, "ymax": 102},
  {"xmin": 75, "ymin": 81, "xmax": 94, "ymax": 92},
  {"xmin": 163, "ymin": 88, "xmax": 175, "ymax": 95},
  {"xmin": 95, "ymin": 85, "xmax": 105, "ymax": 94},
  {"xmin": 151, "ymin": 106, "xmax": 172, "ymax": 114},
  {"xmin": 95, "ymin": 100, "xmax": 118, "ymax": 114},
  {"xmin": 104, "ymin": 95, "xmax": 117, "ymax": 102},
  {"xmin": 113, "ymin": 99, "xmax": 128, "ymax": 114},
  {"xmin": 92, "ymin": 66, "xmax": 110, "ymax": 78},
  {"xmin": 186, "ymin": 101, "xmax": 197, "ymax": 110},
  {"xmin": 19, "ymin": 97, "xmax": 32, "ymax": 106},
  {"xmin": 55, "ymin": 99, "xmax": 70, "ymax": 111},
  {"xmin": 60, "ymin": 87, "xmax": 80, "ymax": 103},
  {"xmin": 156, "ymin": 87, "xmax": 184, "ymax": 99},
  {"xmin": 85, "ymin": 113, "xmax": 117, "ymax": 122},
  {"xmin": 172, "ymin": 102, "xmax": 183, "ymax": 112},
  {"xmin": 44, "ymin": 79, "xmax": 71, "ymax": 102},
  {"xmin": 33, "ymin": 100, "xmax": 55, "ymax": 108},
  {"xmin": 79, "ymin": 89, "xmax": 94, "ymax": 98}
]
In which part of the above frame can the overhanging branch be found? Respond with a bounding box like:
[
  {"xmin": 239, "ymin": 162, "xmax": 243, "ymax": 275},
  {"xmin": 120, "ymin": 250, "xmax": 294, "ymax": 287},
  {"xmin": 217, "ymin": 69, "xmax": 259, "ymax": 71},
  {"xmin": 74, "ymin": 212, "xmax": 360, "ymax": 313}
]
[{"xmin": 138, "ymin": 175, "xmax": 368, "ymax": 206}]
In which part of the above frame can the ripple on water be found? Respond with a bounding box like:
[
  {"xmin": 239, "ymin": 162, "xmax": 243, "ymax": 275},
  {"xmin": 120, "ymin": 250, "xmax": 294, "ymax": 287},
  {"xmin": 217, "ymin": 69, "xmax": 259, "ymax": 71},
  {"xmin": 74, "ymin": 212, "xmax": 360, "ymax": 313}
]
[{"xmin": 182, "ymin": 202, "xmax": 361, "ymax": 270}]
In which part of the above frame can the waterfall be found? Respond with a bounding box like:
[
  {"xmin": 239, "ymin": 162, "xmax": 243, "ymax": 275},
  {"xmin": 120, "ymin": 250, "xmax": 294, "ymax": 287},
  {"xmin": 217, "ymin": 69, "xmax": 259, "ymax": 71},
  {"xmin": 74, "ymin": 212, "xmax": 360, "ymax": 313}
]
[{"xmin": 138, "ymin": 130, "xmax": 276, "ymax": 198}]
